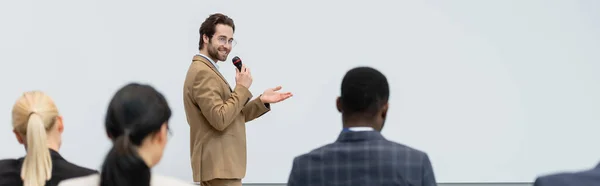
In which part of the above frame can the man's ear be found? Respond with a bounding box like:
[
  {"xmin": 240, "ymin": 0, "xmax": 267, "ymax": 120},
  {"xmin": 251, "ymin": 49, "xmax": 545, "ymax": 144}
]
[
  {"xmin": 336, "ymin": 97, "xmax": 342, "ymax": 113},
  {"xmin": 202, "ymin": 34, "xmax": 210, "ymax": 45},
  {"xmin": 381, "ymin": 102, "xmax": 389, "ymax": 118},
  {"xmin": 56, "ymin": 116, "xmax": 64, "ymax": 134},
  {"xmin": 13, "ymin": 129, "xmax": 24, "ymax": 144}
]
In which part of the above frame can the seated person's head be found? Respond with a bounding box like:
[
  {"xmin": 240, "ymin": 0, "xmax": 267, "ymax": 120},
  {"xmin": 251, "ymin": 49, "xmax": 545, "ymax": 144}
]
[
  {"xmin": 337, "ymin": 67, "xmax": 390, "ymax": 131},
  {"xmin": 101, "ymin": 83, "xmax": 171, "ymax": 186},
  {"xmin": 12, "ymin": 91, "xmax": 64, "ymax": 185}
]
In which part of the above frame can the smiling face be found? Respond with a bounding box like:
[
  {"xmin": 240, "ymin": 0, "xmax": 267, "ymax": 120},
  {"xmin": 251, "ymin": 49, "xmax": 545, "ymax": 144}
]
[{"xmin": 203, "ymin": 24, "xmax": 235, "ymax": 62}]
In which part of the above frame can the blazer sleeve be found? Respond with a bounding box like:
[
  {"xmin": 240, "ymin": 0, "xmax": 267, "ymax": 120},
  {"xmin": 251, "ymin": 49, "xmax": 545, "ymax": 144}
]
[
  {"xmin": 533, "ymin": 176, "xmax": 553, "ymax": 186},
  {"xmin": 242, "ymin": 96, "xmax": 270, "ymax": 122},
  {"xmin": 421, "ymin": 154, "xmax": 438, "ymax": 186},
  {"xmin": 533, "ymin": 178, "xmax": 544, "ymax": 186},
  {"xmin": 192, "ymin": 69, "xmax": 253, "ymax": 131}
]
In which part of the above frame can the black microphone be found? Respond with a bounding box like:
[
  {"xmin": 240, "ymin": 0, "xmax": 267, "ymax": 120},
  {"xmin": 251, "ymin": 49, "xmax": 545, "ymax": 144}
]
[{"xmin": 232, "ymin": 56, "xmax": 242, "ymax": 71}]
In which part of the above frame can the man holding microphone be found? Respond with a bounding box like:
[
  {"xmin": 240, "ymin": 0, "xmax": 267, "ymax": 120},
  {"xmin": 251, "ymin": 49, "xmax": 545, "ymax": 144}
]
[{"xmin": 182, "ymin": 13, "xmax": 293, "ymax": 186}]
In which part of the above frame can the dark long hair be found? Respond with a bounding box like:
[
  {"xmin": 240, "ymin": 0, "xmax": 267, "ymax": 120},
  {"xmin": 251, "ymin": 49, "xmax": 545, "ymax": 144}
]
[{"xmin": 100, "ymin": 83, "xmax": 171, "ymax": 186}]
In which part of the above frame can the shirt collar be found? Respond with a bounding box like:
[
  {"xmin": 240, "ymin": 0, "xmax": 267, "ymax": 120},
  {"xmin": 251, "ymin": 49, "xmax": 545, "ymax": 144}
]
[
  {"xmin": 336, "ymin": 130, "xmax": 384, "ymax": 142},
  {"xmin": 342, "ymin": 127, "xmax": 375, "ymax": 132},
  {"xmin": 197, "ymin": 53, "xmax": 219, "ymax": 70}
]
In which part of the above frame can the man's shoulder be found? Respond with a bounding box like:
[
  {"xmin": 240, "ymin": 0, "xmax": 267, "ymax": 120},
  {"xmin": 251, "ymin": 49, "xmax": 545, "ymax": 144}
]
[
  {"xmin": 184, "ymin": 57, "xmax": 220, "ymax": 89},
  {"xmin": 186, "ymin": 58, "xmax": 213, "ymax": 76},
  {"xmin": 294, "ymin": 139, "xmax": 428, "ymax": 160},
  {"xmin": 291, "ymin": 143, "xmax": 334, "ymax": 164},
  {"xmin": 299, "ymin": 142, "xmax": 337, "ymax": 155},
  {"xmin": 385, "ymin": 140, "xmax": 428, "ymax": 157},
  {"xmin": 534, "ymin": 172, "xmax": 575, "ymax": 186},
  {"xmin": 291, "ymin": 139, "xmax": 431, "ymax": 173},
  {"xmin": 534, "ymin": 167, "xmax": 600, "ymax": 186}
]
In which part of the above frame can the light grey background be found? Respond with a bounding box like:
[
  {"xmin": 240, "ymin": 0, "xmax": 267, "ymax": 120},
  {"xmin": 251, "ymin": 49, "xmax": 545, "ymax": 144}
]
[{"xmin": 1, "ymin": 0, "xmax": 599, "ymax": 184}]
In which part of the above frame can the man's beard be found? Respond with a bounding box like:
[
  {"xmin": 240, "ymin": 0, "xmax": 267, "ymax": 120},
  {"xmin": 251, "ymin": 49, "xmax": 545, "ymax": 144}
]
[{"xmin": 208, "ymin": 44, "xmax": 227, "ymax": 61}]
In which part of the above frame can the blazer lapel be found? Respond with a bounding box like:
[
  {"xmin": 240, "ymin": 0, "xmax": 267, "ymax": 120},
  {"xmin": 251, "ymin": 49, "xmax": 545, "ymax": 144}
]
[{"xmin": 192, "ymin": 55, "xmax": 232, "ymax": 92}]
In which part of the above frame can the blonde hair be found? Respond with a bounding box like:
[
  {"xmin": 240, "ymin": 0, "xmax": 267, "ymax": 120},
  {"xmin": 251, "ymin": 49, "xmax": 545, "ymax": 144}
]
[{"xmin": 12, "ymin": 91, "xmax": 59, "ymax": 186}]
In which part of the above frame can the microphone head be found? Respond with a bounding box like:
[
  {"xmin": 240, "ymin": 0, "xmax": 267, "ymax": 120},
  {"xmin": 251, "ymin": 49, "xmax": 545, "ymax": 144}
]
[
  {"xmin": 232, "ymin": 56, "xmax": 242, "ymax": 71},
  {"xmin": 232, "ymin": 56, "xmax": 242, "ymax": 64}
]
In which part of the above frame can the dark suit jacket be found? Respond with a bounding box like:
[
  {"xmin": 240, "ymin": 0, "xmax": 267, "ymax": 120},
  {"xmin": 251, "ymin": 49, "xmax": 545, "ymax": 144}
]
[
  {"xmin": 0, "ymin": 149, "xmax": 97, "ymax": 186},
  {"xmin": 287, "ymin": 130, "xmax": 437, "ymax": 186},
  {"xmin": 534, "ymin": 163, "xmax": 600, "ymax": 186}
]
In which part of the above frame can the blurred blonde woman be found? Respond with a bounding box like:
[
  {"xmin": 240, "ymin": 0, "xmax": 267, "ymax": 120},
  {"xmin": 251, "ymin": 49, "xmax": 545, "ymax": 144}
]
[{"xmin": 0, "ymin": 91, "xmax": 97, "ymax": 186}]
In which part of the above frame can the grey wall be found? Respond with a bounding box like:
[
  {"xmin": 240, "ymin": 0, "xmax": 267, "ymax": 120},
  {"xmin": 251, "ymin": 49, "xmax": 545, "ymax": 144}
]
[
  {"xmin": 2, "ymin": 0, "xmax": 598, "ymax": 184},
  {"xmin": 244, "ymin": 183, "xmax": 531, "ymax": 186}
]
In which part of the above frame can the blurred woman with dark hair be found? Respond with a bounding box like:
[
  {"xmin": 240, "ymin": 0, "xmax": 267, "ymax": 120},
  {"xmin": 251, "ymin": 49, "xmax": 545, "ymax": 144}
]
[{"xmin": 59, "ymin": 83, "xmax": 192, "ymax": 186}]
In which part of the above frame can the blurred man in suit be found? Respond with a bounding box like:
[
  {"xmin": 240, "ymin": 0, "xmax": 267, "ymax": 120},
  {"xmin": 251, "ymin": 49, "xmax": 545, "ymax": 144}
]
[
  {"xmin": 287, "ymin": 67, "xmax": 437, "ymax": 186},
  {"xmin": 534, "ymin": 164, "xmax": 600, "ymax": 186},
  {"xmin": 183, "ymin": 13, "xmax": 292, "ymax": 186}
]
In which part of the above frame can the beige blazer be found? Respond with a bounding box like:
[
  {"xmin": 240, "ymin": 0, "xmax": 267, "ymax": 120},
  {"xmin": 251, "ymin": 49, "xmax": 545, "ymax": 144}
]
[
  {"xmin": 57, "ymin": 173, "xmax": 194, "ymax": 186},
  {"xmin": 183, "ymin": 55, "xmax": 270, "ymax": 182}
]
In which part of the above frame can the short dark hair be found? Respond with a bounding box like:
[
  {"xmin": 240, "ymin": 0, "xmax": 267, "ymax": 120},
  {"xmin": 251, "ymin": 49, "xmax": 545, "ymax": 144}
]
[
  {"xmin": 100, "ymin": 83, "xmax": 172, "ymax": 186},
  {"xmin": 198, "ymin": 13, "xmax": 235, "ymax": 50},
  {"xmin": 340, "ymin": 67, "xmax": 389, "ymax": 117}
]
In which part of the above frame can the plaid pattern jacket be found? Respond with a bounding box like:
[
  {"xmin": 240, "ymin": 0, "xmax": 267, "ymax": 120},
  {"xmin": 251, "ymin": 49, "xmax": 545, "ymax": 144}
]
[
  {"xmin": 534, "ymin": 163, "xmax": 600, "ymax": 186},
  {"xmin": 287, "ymin": 131, "xmax": 437, "ymax": 186}
]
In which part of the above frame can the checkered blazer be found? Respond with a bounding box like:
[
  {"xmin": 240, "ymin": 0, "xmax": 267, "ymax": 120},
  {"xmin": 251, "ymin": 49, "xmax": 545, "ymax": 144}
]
[
  {"xmin": 287, "ymin": 131, "xmax": 437, "ymax": 186},
  {"xmin": 534, "ymin": 163, "xmax": 600, "ymax": 186}
]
